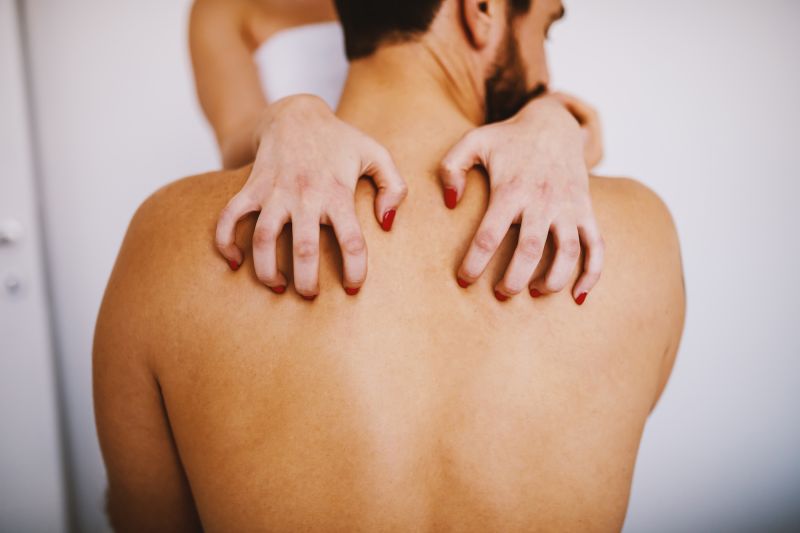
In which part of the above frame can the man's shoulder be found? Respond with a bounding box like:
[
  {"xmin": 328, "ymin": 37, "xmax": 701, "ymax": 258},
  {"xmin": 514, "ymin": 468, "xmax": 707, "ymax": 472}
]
[
  {"xmin": 589, "ymin": 175, "xmax": 684, "ymax": 335},
  {"xmin": 133, "ymin": 167, "xmax": 248, "ymax": 234},
  {"xmin": 95, "ymin": 167, "xmax": 250, "ymax": 366},
  {"xmin": 590, "ymin": 175, "xmax": 679, "ymax": 250},
  {"xmin": 114, "ymin": 166, "xmax": 247, "ymax": 293}
]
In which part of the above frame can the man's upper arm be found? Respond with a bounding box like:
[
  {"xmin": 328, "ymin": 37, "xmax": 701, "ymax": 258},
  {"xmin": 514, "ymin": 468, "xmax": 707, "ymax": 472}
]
[
  {"xmin": 93, "ymin": 193, "xmax": 202, "ymax": 532},
  {"xmin": 621, "ymin": 179, "xmax": 686, "ymax": 412}
]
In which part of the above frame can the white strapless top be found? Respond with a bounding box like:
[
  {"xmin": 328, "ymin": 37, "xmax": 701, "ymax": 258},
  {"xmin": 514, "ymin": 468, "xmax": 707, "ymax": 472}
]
[{"xmin": 253, "ymin": 22, "xmax": 349, "ymax": 109}]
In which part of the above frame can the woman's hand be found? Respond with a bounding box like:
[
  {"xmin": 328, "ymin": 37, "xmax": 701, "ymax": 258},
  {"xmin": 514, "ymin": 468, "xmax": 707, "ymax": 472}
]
[
  {"xmin": 439, "ymin": 94, "xmax": 605, "ymax": 304},
  {"xmin": 215, "ymin": 94, "xmax": 408, "ymax": 298},
  {"xmin": 551, "ymin": 92, "xmax": 604, "ymax": 170}
]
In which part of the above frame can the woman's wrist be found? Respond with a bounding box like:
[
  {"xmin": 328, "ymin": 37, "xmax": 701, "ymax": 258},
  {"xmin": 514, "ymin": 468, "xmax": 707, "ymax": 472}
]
[{"xmin": 252, "ymin": 95, "xmax": 331, "ymax": 151}]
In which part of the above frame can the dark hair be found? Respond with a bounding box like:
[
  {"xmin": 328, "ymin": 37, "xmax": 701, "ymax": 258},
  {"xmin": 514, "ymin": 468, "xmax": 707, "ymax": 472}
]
[{"xmin": 334, "ymin": 0, "xmax": 532, "ymax": 60}]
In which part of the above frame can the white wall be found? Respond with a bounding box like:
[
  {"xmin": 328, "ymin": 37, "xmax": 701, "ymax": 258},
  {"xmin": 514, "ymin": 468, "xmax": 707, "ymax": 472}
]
[
  {"xmin": 22, "ymin": 1, "xmax": 217, "ymax": 531},
  {"xmin": 549, "ymin": 1, "xmax": 800, "ymax": 531},
  {"xmin": 19, "ymin": 0, "xmax": 800, "ymax": 531},
  {"xmin": 0, "ymin": 0, "xmax": 66, "ymax": 530}
]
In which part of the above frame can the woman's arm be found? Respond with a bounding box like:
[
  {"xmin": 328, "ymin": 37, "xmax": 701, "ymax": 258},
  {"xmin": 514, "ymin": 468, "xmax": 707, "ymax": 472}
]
[
  {"xmin": 190, "ymin": 0, "xmax": 269, "ymax": 168},
  {"xmin": 190, "ymin": 0, "xmax": 337, "ymax": 167}
]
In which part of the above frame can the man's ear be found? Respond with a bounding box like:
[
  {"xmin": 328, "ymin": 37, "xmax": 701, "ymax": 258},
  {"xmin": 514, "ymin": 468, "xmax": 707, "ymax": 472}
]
[{"xmin": 462, "ymin": 0, "xmax": 495, "ymax": 49}]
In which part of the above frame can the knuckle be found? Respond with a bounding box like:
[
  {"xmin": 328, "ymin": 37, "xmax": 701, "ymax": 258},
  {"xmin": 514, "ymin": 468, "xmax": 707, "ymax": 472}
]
[
  {"xmin": 375, "ymin": 145, "xmax": 392, "ymax": 164},
  {"xmin": 396, "ymin": 181, "xmax": 409, "ymax": 197},
  {"xmin": 341, "ymin": 234, "xmax": 366, "ymax": 255},
  {"xmin": 463, "ymin": 129, "xmax": 483, "ymax": 145},
  {"xmin": 220, "ymin": 204, "xmax": 240, "ymax": 223},
  {"xmin": 495, "ymin": 179, "xmax": 522, "ymax": 198},
  {"xmin": 294, "ymin": 240, "xmax": 317, "ymax": 260},
  {"xmin": 295, "ymin": 174, "xmax": 314, "ymax": 194},
  {"xmin": 474, "ymin": 229, "xmax": 501, "ymax": 254},
  {"xmin": 561, "ymin": 239, "xmax": 581, "ymax": 260},
  {"xmin": 252, "ymin": 226, "xmax": 278, "ymax": 248},
  {"xmin": 440, "ymin": 158, "xmax": 459, "ymax": 177},
  {"xmin": 517, "ymin": 236, "xmax": 544, "ymax": 259},
  {"xmin": 231, "ymin": 188, "xmax": 259, "ymax": 211},
  {"xmin": 535, "ymin": 180, "xmax": 552, "ymax": 200},
  {"xmin": 214, "ymin": 228, "xmax": 230, "ymax": 249}
]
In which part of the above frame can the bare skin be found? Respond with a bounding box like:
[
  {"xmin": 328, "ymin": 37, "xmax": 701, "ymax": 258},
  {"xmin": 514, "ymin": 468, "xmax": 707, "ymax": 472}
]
[
  {"xmin": 96, "ymin": 1, "xmax": 685, "ymax": 531},
  {"xmin": 191, "ymin": 0, "xmax": 607, "ymax": 300},
  {"xmin": 190, "ymin": 0, "xmax": 338, "ymax": 164}
]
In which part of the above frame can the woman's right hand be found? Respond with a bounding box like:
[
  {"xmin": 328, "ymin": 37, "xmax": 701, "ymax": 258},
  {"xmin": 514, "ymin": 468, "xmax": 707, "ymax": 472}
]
[{"xmin": 215, "ymin": 94, "xmax": 408, "ymax": 298}]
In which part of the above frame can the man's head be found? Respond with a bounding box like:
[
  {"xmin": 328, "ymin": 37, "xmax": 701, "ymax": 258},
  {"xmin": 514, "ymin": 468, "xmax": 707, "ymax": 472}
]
[{"xmin": 334, "ymin": 0, "xmax": 566, "ymax": 122}]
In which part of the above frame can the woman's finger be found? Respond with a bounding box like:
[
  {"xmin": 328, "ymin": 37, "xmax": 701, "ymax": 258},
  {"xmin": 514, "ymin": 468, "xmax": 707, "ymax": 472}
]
[
  {"xmin": 439, "ymin": 129, "xmax": 485, "ymax": 209},
  {"xmin": 291, "ymin": 207, "xmax": 322, "ymax": 300},
  {"xmin": 458, "ymin": 188, "xmax": 518, "ymax": 288},
  {"xmin": 538, "ymin": 220, "xmax": 581, "ymax": 296},
  {"xmin": 572, "ymin": 217, "xmax": 605, "ymax": 305},
  {"xmin": 495, "ymin": 210, "xmax": 549, "ymax": 298},
  {"xmin": 252, "ymin": 200, "xmax": 290, "ymax": 293},
  {"xmin": 215, "ymin": 190, "xmax": 260, "ymax": 270},
  {"xmin": 326, "ymin": 196, "xmax": 368, "ymax": 295},
  {"xmin": 362, "ymin": 139, "xmax": 407, "ymax": 232}
]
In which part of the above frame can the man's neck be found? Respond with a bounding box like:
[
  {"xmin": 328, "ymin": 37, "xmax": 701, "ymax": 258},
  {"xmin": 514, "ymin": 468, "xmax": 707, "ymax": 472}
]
[{"xmin": 336, "ymin": 42, "xmax": 485, "ymax": 173}]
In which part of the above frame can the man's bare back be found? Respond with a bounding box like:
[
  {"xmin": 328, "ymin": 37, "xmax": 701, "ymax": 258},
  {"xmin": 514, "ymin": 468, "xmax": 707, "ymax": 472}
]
[
  {"xmin": 95, "ymin": 3, "xmax": 684, "ymax": 529},
  {"xmin": 95, "ymin": 159, "xmax": 683, "ymax": 532}
]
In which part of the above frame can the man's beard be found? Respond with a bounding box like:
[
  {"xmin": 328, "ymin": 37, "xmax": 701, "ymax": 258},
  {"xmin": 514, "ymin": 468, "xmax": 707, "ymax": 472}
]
[{"xmin": 485, "ymin": 29, "xmax": 546, "ymax": 124}]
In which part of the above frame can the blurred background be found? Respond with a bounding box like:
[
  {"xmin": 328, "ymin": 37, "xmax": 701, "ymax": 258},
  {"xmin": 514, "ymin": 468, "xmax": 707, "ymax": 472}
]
[{"xmin": 1, "ymin": 0, "xmax": 799, "ymax": 531}]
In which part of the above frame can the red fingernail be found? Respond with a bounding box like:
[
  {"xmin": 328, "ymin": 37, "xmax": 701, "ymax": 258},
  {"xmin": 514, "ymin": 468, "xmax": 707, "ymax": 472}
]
[
  {"xmin": 457, "ymin": 277, "xmax": 470, "ymax": 289},
  {"xmin": 381, "ymin": 209, "xmax": 397, "ymax": 231},
  {"xmin": 576, "ymin": 292, "xmax": 588, "ymax": 305},
  {"xmin": 530, "ymin": 288, "xmax": 542, "ymax": 298},
  {"xmin": 444, "ymin": 187, "xmax": 458, "ymax": 209},
  {"xmin": 345, "ymin": 287, "xmax": 360, "ymax": 296},
  {"xmin": 271, "ymin": 285, "xmax": 286, "ymax": 295},
  {"xmin": 229, "ymin": 260, "xmax": 240, "ymax": 271},
  {"xmin": 494, "ymin": 290, "xmax": 509, "ymax": 302},
  {"xmin": 302, "ymin": 294, "xmax": 318, "ymax": 301}
]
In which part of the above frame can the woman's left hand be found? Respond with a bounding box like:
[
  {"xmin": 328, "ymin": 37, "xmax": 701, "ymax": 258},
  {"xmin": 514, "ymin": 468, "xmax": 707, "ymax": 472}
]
[{"xmin": 439, "ymin": 93, "xmax": 605, "ymax": 304}]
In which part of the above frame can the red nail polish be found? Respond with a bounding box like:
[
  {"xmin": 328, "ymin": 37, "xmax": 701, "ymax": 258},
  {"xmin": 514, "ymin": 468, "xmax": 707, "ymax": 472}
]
[
  {"xmin": 302, "ymin": 294, "xmax": 318, "ymax": 301},
  {"xmin": 229, "ymin": 260, "xmax": 240, "ymax": 271},
  {"xmin": 345, "ymin": 287, "xmax": 360, "ymax": 296},
  {"xmin": 271, "ymin": 285, "xmax": 286, "ymax": 295},
  {"xmin": 576, "ymin": 292, "xmax": 588, "ymax": 305},
  {"xmin": 457, "ymin": 277, "xmax": 470, "ymax": 289},
  {"xmin": 530, "ymin": 288, "xmax": 542, "ymax": 298},
  {"xmin": 382, "ymin": 209, "xmax": 397, "ymax": 231},
  {"xmin": 494, "ymin": 290, "xmax": 509, "ymax": 302},
  {"xmin": 444, "ymin": 187, "xmax": 458, "ymax": 209}
]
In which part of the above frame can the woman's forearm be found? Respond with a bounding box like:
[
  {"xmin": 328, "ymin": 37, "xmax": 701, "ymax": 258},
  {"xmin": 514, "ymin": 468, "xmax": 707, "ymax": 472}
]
[
  {"xmin": 190, "ymin": 0, "xmax": 268, "ymax": 165},
  {"xmin": 219, "ymin": 112, "xmax": 264, "ymax": 169}
]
